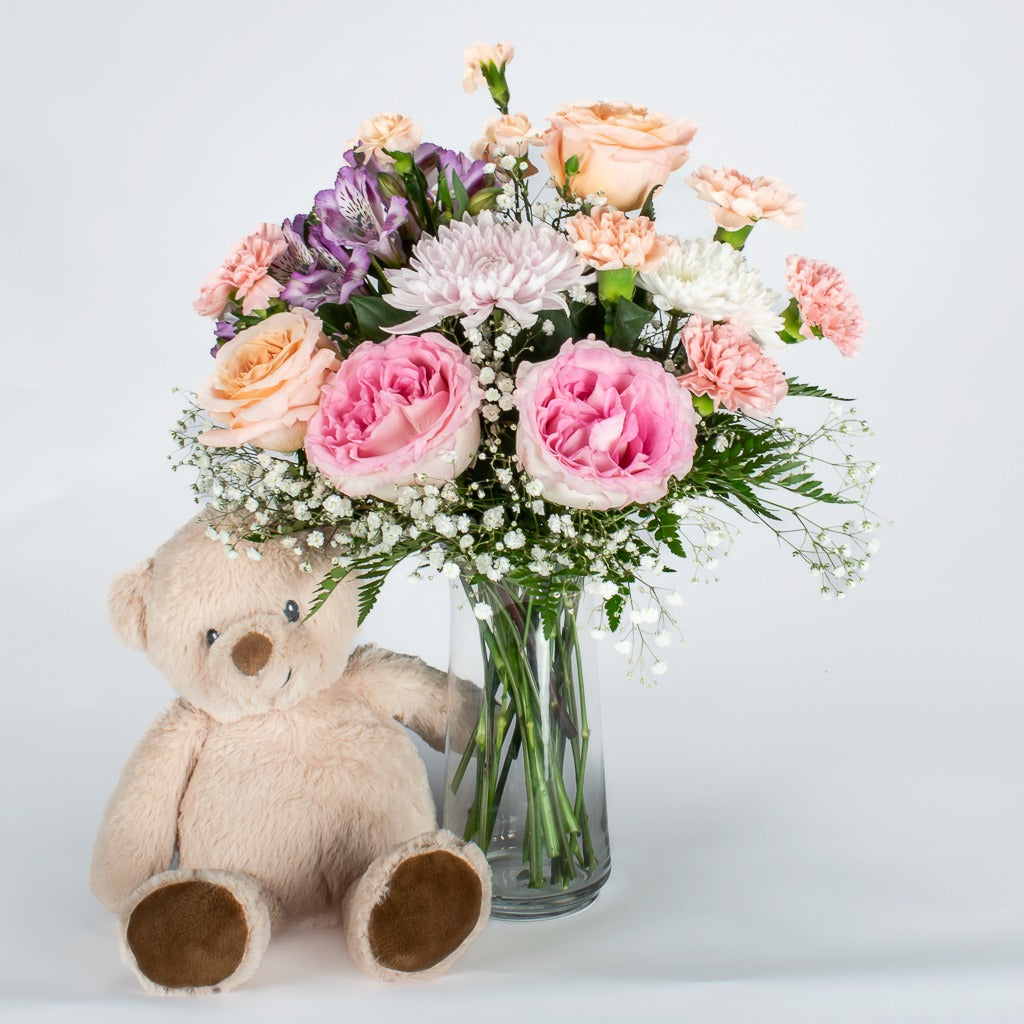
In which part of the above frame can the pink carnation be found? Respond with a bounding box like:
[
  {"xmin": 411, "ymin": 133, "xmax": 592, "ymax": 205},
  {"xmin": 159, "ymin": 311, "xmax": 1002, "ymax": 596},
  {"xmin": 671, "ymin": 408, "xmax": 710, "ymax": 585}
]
[
  {"xmin": 785, "ymin": 255, "xmax": 866, "ymax": 357},
  {"xmin": 304, "ymin": 333, "xmax": 482, "ymax": 501},
  {"xmin": 686, "ymin": 165, "xmax": 804, "ymax": 231},
  {"xmin": 194, "ymin": 223, "xmax": 287, "ymax": 318},
  {"xmin": 514, "ymin": 338, "xmax": 697, "ymax": 510},
  {"xmin": 565, "ymin": 207, "xmax": 675, "ymax": 272},
  {"xmin": 679, "ymin": 317, "xmax": 788, "ymax": 417}
]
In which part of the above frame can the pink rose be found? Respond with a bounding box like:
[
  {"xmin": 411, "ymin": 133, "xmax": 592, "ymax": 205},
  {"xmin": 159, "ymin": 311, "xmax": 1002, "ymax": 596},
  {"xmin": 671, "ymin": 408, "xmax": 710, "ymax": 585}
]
[
  {"xmin": 199, "ymin": 309, "xmax": 340, "ymax": 452},
  {"xmin": 305, "ymin": 333, "xmax": 482, "ymax": 501},
  {"xmin": 679, "ymin": 317, "xmax": 788, "ymax": 417},
  {"xmin": 193, "ymin": 223, "xmax": 287, "ymax": 319},
  {"xmin": 513, "ymin": 338, "xmax": 697, "ymax": 510},
  {"xmin": 542, "ymin": 103, "xmax": 698, "ymax": 212}
]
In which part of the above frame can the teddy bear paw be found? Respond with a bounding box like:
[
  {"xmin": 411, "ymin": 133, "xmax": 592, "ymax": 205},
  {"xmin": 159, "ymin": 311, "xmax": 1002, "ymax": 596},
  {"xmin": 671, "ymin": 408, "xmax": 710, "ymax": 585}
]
[
  {"xmin": 120, "ymin": 869, "xmax": 272, "ymax": 995},
  {"xmin": 344, "ymin": 831, "xmax": 491, "ymax": 981}
]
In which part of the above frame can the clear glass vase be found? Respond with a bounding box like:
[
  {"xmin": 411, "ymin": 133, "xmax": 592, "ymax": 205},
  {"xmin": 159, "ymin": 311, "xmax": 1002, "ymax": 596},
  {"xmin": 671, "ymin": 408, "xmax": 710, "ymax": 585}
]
[{"xmin": 442, "ymin": 580, "xmax": 611, "ymax": 920}]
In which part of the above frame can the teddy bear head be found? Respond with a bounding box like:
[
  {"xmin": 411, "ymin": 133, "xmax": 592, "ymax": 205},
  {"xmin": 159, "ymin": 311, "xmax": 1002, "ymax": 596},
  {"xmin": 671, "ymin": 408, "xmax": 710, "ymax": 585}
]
[{"xmin": 108, "ymin": 519, "xmax": 358, "ymax": 722}]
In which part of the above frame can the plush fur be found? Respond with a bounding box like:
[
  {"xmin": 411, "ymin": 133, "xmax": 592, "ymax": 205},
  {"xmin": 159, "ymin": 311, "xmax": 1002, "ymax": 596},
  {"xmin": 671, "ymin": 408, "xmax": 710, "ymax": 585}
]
[{"xmin": 92, "ymin": 519, "xmax": 490, "ymax": 994}]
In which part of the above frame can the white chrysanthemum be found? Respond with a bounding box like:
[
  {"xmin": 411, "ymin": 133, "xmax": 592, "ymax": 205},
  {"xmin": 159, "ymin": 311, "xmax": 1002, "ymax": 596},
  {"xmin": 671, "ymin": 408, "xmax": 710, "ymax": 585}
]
[
  {"xmin": 638, "ymin": 237, "xmax": 784, "ymax": 345},
  {"xmin": 385, "ymin": 212, "xmax": 595, "ymax": 332}
]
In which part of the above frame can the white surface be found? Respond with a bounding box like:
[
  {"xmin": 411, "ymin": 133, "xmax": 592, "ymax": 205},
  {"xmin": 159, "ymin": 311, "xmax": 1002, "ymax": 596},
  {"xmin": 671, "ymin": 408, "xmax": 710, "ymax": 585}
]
[{"xmin": 3, "ymin": 1, "xmax": 1023, "ymax": 1021}]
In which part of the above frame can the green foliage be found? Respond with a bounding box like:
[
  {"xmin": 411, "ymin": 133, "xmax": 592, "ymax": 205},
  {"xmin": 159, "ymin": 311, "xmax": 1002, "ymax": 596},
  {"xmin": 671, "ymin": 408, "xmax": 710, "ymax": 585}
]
[
  {"xmin": 639, "ymin": 185, "xmax": 661, "ymax": 220},
  {"xmin": 349, "ymin": 294, "xmax": 412, "ymax": 341},
  {"xmin": 785, "ymin": 377, "xmax": 853, "ymax": 401},
  {"xmin": 648, "ymin": 506, "xmax": 688, "ymax": 560},
  {"xmin": 310, "ymin": 551, "xmax": 402, "ymax": 626},
  {"xmin": 687, "ymin": 416, "xmax": 849, "ymax": 520},
  {"xmin": 608, "ymin": 298, "xmax": 655, "ymax": 350}
]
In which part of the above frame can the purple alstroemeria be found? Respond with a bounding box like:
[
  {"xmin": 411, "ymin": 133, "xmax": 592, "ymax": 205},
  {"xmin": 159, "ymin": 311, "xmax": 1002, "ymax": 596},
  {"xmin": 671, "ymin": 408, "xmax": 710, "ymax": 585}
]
[
  {"xmin": 415, "ymin": 144, "xmax": 492, "ymax": 207},
  {"xmin": 281, "ymin": 246, "xmax": 371, "ymax": 309},
  {"xmin": 315, "ymin": 165, "xmax": 408, "ymax": 266},
  {"xmin": 268, "ymin": 215, "xmax": 316, "ymax": 284},
  {"xmin": 436, "ymin": 148, "xmax": 491, "ymax": 198}
]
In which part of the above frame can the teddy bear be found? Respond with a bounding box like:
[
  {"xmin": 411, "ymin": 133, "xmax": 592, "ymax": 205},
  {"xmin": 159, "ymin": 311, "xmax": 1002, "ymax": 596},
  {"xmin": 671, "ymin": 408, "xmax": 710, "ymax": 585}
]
[{"xmin": 90, "ymin": 517, "xmax": 490, "ymax": 995}]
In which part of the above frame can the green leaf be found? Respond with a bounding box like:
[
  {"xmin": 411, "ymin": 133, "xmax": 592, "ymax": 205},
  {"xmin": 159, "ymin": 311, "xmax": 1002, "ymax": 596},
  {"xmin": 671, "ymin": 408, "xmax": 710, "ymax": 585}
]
[
  {"xmin": 349, "ymin": 294, "xmax": 412, "ymax": 341},
  {"xmin": 785, "ymin": 377, "xmax": 854, "ymax": 402},
  {"xmin": 608, "ymin": 298, "xmax": 655, "ymax": 349},
  {"xmin": 435, "ymin": 167, "xmax": 454, "ymax": 217},
  {"xmin": 605, "ymin": 593, "xmax": 624, "ymax": 633},
  {"xmin": 451, "ymin": 171, "xmax": 471, "ymax": 218},
  {"xmin": 316, "ymin": 302, "xmax": 351, "ymax": 336},
  {"xmin": 652, "ymin": 509, "xmax": 687, "ymax": 560},
  {"xmin": 639, "ymin": 185, "xmax": 661, "ymax": 220}
]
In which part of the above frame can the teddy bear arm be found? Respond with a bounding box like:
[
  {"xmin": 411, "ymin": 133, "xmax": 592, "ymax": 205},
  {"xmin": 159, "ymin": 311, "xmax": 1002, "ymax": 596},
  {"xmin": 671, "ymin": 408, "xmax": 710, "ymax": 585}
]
[
  {"xmin": 90, "ymin": 699, "xmax": 211, "ymax": 914},
  {"xmin": 340, "ymin": 644, "xmax": 478, "ymax": 752}
]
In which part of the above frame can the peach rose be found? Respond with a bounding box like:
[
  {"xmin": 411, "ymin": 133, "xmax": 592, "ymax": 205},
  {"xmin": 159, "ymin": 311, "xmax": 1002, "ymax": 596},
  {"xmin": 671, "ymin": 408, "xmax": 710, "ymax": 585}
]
[
  {"xmin": 470, "ymin": 112, "xmax": 540, "ymax": 161},
  {"xmin": 463, "ymin": 42, "xmax": 515, "ymax": 93},
  {"xmin": 542, "ymin": 102, "xmax": 698, "ymax": 212},
  {"xmin": 348, "ymin": 113, "xmax": 422, "ymax": 166},
  {"xmin": 565, "ymin": 207, "xmax": 675, "ymax": 272},
  {"xmin": 198, "ymin": 309, "xmax": 340, "ymax": 452}
]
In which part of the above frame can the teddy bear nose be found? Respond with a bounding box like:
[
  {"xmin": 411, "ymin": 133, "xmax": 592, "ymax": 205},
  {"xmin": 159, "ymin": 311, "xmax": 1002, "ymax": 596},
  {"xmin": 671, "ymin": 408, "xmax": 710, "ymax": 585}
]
[{"xmin": 231, "ymin": 632, "xmax": 273, "ymax": 676}]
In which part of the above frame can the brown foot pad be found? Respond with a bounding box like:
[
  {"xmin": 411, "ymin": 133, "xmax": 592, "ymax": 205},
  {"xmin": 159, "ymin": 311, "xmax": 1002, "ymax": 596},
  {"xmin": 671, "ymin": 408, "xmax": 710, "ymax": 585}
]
[
  {"xmin": 368, "ymin": 850, "xmax": 483, "ymax": 973},
  {"xmin": 126, "ymin": 880, "xmax": 249, "ymax": 990}
]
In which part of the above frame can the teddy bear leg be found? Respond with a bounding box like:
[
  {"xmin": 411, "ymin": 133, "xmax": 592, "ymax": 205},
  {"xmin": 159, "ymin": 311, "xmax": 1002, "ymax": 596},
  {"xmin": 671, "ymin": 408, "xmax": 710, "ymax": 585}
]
[
  {"xmin": 119, "ymin": 868, "xmax": 274, "ymax": 995},
  {"xmin": 342, "ymin": 830, "xmax": 491, "ymax": 981}
]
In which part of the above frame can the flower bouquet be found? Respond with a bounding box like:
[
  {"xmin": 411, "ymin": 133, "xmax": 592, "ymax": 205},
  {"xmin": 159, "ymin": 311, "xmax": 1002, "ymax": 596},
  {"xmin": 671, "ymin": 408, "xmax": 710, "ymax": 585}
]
[{"xmin": 174, "ymin": 42, "xmax": 878, "ymax": 918}]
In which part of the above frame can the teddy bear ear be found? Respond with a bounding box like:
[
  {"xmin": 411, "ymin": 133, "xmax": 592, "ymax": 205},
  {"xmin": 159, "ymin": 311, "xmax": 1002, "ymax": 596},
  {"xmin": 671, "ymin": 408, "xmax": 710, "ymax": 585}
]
[{"xmin": 108, "ymin": 559, "xmax": 154, "ymax": 651}]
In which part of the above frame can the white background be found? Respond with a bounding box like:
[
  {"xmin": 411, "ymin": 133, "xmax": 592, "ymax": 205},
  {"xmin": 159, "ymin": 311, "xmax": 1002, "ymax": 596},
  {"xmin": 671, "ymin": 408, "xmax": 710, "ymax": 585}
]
[{"xmin": 2, "ymin": 1, "xmax": 1023, "ymax": 1021}]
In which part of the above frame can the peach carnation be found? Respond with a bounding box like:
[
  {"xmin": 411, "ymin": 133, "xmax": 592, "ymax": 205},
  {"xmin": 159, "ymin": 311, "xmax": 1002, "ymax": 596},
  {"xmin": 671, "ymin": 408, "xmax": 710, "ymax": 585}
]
[
  {"xmin": 348, "ymin": 113, "xmax": 422, "ymax": 166},
  {"xmin": 463, "ymin": 42, "xmax": 515, "ymax": 93},
  {"xmin": 193, "ymin": 223, "xmax": 287, "ymax": 319},
  {"xmin": 470, "ymin": 112, "xmax": 540, "ymax": 161},
  {"xmin": 565, "ymin": 208, "xmax": 674, "ymax": 272},
  {"xmin": 785, "ymin": 255, "xmax": 866, "ymax": 357},
  {"xmin": 679, "ymin": 317, "xmax": 788, "ymax": 417},
  {"xmin": 686, "ymin": 166, "xmax": 804, "ymax": 232}
]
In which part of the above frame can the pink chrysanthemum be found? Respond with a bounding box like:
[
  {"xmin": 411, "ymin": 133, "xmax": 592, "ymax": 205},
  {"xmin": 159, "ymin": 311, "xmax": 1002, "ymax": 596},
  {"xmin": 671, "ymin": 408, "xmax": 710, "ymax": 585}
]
[
  {"xmin": 785, "ymin": 255, "xmax": 866, "ymax": 358},
  {"xmin": 679, "ymin": 317, "xmax": 788, "ymax": 417},
  {"xmin": 686, "ymin": 165, "xmax": 804, "ymax": 231},
  {"xmin": 384, "ymin": 213, "xmax": 594, "ymax": 333}
]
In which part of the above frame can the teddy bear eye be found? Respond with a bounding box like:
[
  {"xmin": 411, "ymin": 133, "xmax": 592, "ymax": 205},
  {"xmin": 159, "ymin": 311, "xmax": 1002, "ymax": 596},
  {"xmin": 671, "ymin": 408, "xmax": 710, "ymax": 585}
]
[
  {"xmin": 284, "ymin": 600, "xmax": 300, "ymax": 623},
  {"xmin": 206, "ymin": 628, "xmax": 220, "ymax": 646}
]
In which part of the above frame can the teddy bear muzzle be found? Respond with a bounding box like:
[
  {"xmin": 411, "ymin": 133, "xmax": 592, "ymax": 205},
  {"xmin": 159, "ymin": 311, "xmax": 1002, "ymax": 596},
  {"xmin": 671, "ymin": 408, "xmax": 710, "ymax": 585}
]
[{"xmin": 231, "ymin": 632, "xmax": 273, "ymax": 676}]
